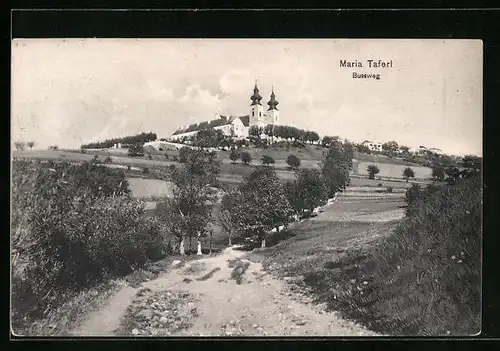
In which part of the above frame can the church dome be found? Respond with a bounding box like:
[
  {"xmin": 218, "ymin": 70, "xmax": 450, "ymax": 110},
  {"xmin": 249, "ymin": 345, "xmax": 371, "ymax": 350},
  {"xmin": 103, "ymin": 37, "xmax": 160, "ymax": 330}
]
[
  {"xmin": 267, "ymin": 88, "xmax": 279, "ymax": 110},
  {"xmin": 250, "ymin": 83, "xmax": 262, "ymax": 105}
]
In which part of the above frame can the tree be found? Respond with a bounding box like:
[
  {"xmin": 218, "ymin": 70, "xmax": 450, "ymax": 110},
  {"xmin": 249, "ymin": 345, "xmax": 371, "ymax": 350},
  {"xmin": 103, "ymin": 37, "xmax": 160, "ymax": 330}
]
[
  {"xmin": 432, "ymin": 166, "xmax": 446, "ymax": 181},
  {"xmin": 261, "ymin": 155, "xmax": 275, "ymax": 165},
  {"xmin": 306, "ymin": 131, "xmax": 320, "ymax": 144},
  {"xmin": 367, "ymin": 165, "xmax": 380, "ymax": 179},
  {"xmin": 249, "ymin": 125, "xmax": 261, "ymax": 139},
  {"xmin": 81, "ymin": 132, "xmax": 157, "ymax": 149},
  {"xmin": 399, "ymin": 145, "xmax": 410, "ymax": 154},
  {"xmin": 178, "ymin": 147, "xmax": 192, "ymax": 163},
  {"xmin": 264, "ymin": 124, "xmax": 274, "ymax": 138},
  {"xmin": 355, "ymin": 143, "xmax": 372, "ymax": 154},
  {"xmin": 461, "ymin": 155, "xmax": 482, "ymax": 172},
  {"xmin": 382, "ymin": 141, "xmax": 399, "ymax": 154},
  {"xmin": 194, "ymin": 129, "xmax": 224, "ymax": 148},
  {"xmin": 284, "ymin": 180, "xmax": 299, "ymax": 218},
  {"xmin": 286, "ymin": 154, "xmax": 301, "ymax": 169},
  {"xmin": 405, "ymin": 183, "xmax": 423, "ymax": 217},
  {"xmin": 321, "ymin": 142, "xmax": 352, "ymax": 197},
  {"xmin": 321, "ymin": 136, "xmax": 339, "ymax": 148},
  {"xmin": 220, "ymin": 188, "xmax": 240, "ymax": 246},
  {"xmin": 128, "ymin": 143, "xmax": 144, "ymax": 157},
  {"xmin": 445, "ymin": 166, "xmax": 461, "ymax": 184},
  {"xmin": 232, "ymin": 167, "xmax": 294, "ymax": 248},
  {"xmin": 229, "ymin": 148, "xmax": 239, "ymax": 164},
  {"xmin": 158, "ymin": 149, "xmax": 220, "ymax": 255},
  {"xmin": 295, "ymin": 168, "xmax": 329, "ymax": 217},
  {"xmin": 27, "ymin": 141, "xmax": 35, "ymax": 150},
  {"xmin": 240, "ymin": 151, "xmax": 252, "ymax": 165},
  {"xmin": 14, "ymin": 142, "xmax": 25, "ymax": 151},
  {"xmin": 403, "ymin": 167, "xmax": 415, "ymax": 182}
]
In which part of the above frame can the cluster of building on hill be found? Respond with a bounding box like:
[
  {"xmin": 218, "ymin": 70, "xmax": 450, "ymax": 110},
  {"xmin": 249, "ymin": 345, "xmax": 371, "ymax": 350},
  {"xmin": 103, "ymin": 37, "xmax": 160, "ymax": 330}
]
[
  {"xmin": 143, "ymin": 82, "xmax": 282, "ymax": 153},
  {"xmin": 361, "ymin": 140, "xmax": 443, "ymax": 155},
  {"xmin": 125, "ymin": 81, "xmax": 446, "ymax": 157},
  {"xmin": 169, "ymin": 83, "xmax": 280, "ymax": 141}
]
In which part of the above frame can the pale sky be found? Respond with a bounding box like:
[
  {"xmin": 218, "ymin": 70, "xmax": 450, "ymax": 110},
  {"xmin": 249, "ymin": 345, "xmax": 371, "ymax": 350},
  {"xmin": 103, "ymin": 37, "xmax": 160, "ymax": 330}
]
[{"xmin": 11, "ymin": 39, "xmax": 482, "ymax": 156}]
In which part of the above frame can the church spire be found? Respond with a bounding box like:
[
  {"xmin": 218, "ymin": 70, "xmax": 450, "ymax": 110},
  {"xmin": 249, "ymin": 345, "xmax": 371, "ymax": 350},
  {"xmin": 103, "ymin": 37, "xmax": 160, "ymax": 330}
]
[
  {"xmin": 267, "ymin": 86, "xmax": 279, "ymax": 111},
  {"xmin": 250, "ymin": 81, "xmax": 262, "ymax": 106}
]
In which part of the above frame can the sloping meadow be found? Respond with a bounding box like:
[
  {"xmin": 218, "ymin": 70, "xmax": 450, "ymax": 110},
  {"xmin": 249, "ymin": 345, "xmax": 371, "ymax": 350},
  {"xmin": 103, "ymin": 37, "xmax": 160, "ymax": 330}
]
[{"xmin": 261, "ymin": 175, "xmax": 481, "ymax": 336}]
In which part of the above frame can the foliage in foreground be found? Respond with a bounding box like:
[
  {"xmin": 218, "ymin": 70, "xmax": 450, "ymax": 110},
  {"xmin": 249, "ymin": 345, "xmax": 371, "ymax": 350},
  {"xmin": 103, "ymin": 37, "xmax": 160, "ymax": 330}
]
[
  {"xmin": 230, "ymin": 166, "xmax": 294, "ymax": 247},
  {"xmin": 11, "ymin": 159, "xmax": 168, "ymax": 327},
  {"xmin": 321, "ymin": 141, "xmax": 353, "ymax": 197},
  {"xmin": 156, "ymin": 149, "xmax": 220, "ymax": 254},
  {"xmin": 266, "ymin": 174, "xmax": 481, "ymax": 336}
]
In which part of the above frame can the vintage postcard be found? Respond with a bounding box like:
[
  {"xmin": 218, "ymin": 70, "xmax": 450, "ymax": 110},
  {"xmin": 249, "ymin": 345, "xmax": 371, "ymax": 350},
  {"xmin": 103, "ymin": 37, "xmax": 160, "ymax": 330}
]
[{"xmin": 11, "ymin": 39, "xmax": 482, "ymax": 337}]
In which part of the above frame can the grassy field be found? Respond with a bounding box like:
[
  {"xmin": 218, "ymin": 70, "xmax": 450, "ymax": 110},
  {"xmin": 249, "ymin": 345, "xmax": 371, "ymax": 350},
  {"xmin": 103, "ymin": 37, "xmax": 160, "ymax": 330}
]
[
  {"xmin": 353, "ymin": 152, "xmax": 421, "ymax": 166},
  {"xmin": 218, "ymin": 144, "xmax": 326, "ymax": 162},
  {"xmin": 353, "ymin": 161, "xmax": 432, "ymax": 179}
]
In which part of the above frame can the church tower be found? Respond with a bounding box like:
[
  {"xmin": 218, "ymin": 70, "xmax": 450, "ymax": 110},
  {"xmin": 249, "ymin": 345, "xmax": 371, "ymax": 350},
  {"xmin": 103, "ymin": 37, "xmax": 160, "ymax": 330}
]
[
  {"xmin": 249, "ymin": 82, "xmax": 266, "ymax": 127},
  {"xmin": 266, "ymin": 86, "xmax": 279, "ymax": 125}
]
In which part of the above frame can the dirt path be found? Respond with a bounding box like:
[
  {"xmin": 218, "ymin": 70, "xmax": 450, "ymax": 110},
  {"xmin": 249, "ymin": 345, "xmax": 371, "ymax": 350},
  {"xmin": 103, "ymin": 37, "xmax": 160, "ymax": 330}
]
[{"xmin": 75, "ymin": 246, "xmax": 379, "ymax": 337}]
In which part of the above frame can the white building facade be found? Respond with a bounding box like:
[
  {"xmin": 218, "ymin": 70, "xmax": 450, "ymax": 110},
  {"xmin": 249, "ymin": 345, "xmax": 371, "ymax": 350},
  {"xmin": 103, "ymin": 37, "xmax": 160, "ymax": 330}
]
[
  {"xmin": 362, "ymin": 140, "xmax": 383, "ymax": 152},
  {"xmin": 169, "ymin": 83, "xmax": 279, "ymax": 140}
]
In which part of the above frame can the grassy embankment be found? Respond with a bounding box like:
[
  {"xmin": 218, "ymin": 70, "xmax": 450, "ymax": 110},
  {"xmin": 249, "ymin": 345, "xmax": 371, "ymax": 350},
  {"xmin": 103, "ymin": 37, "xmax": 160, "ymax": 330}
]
[{"xmin": 258, "ymin": 176, "xmax": 481, "ymax": 336}]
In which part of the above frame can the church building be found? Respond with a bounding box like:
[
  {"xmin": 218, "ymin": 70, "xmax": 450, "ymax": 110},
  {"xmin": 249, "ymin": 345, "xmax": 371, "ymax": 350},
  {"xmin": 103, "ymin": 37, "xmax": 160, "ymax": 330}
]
[{"xmin": 169, "ymin": 82, "xmax": 279, "ymax": 141}]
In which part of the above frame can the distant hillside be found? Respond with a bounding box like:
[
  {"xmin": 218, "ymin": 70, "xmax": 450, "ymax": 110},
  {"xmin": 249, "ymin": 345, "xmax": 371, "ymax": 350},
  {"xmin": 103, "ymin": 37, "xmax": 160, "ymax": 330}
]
[{"xmin": 217, "ymin": 144, "xmax": 326, "ymax": 162}]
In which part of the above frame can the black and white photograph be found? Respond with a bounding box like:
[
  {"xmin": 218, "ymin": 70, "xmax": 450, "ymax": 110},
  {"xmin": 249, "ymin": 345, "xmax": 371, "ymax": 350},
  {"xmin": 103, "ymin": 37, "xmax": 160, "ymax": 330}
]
[{"xmin": 11, "ymin": 38, "xmax": 482, "ymax": 337}]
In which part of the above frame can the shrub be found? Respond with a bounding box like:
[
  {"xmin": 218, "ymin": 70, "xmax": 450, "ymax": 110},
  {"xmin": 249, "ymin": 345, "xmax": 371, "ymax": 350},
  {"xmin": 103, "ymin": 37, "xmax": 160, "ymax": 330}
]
[
  {"xmin": 432, "ymin": 166, "xmax": 446, "ymax": 181},
  {"xmin": 367, "ymin": 165, "xmax": 380, "ymax": 179},
  {"xmin": 403, "ymin": 167, "xmax": 415, "ymax": 182},
  {"xmin": 261, "ymin": 155, "xmax": 275, "ymax": 165},
  {"xmin": 286, "ymin": 154, "xmax": 301, "ymax": 169},
  {"xmin": 104, "ymin": 156, "xmax": 113, "ymax": 164},
  {"xmin": 240, "ymin": 151, "xmax": 252, "ymax": 165},
  {"xmin": 178, "ymin": 147, "xmax": 192, "ymax": 163},
  {"xmin": 128, "ymin": 143, "xmax": 144, "ymax": 157},
  {"xmin": 229, "ymin": 148, "xmax": 239, "ymax": 163},
  {"xmin": 386, "ymin": 186, "xmax": 393, "ymax": 193},
  {"xmin": 294, "ymin": 168, "xmax": 329, "ymax": 216},
  {"xmin": 148, "ymin": 154, "xmax": 153, "ymax": 160},
  {"xmin": 321, "ymin": 142, "xmax": 352, "ymax": 197},
  {"xmin": 143, "ymin": 167, "xmax": 149, "ymax": 174},
  {"xmin": 11, "ymin": 160, "xmax": 168, "ymax": 325}
]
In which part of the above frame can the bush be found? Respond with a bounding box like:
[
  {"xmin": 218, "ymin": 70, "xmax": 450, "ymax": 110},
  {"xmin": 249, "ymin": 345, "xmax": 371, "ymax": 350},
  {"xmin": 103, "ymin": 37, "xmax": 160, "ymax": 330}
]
[
  {"xmin": 229, "ymin": 148, "xmax": 239, "ymax": 164},
  {"xmin": 261, "ymin": 155, "xmax": 275, "ymax": 165},
  {"xmin": 128, "ymin": 143, "xmax": 144, "ymax": 157},
  {"xmin": 178, "ymin": 147, "xmax": 192, "ymax": 163},
  {"xmin": 286, "ymin": 154, "xmax": 301, "ymax": 169},
  {"xmin": 143, "ymin": 167, "xmax": 149, "ymax": 174},
  {"xmin": 240, "ymin": 151, "xmax": 252, "ymax": 165},
  {"xmin": 298, "ymin": 175, "xmax": 482, "ymax": 336},
  {"xmin": 386, "ymin": 186, "xmax": 393, "ymax": 193},
  {"xmin": 432, "ymin": 166, "xmax": 446, "ymax": 181},
  {"xmin": 104, "ymin": 156, "xmax": 113, "ymax": 164},
  {"xmin": 11, "ymin": 160, "xmax": 168, "ymax": 325},
  {"xmin": 367, "ymin": 165, "xmax": 380, "ymax": 179},
  {"xmin": 403, "ymin": 167, "xmax": 415, "ymax": 182}
]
